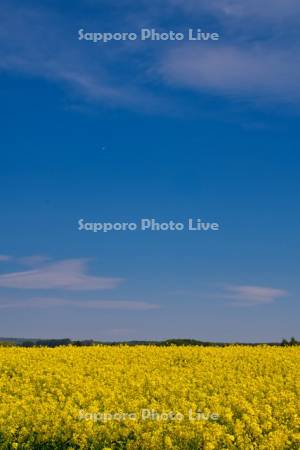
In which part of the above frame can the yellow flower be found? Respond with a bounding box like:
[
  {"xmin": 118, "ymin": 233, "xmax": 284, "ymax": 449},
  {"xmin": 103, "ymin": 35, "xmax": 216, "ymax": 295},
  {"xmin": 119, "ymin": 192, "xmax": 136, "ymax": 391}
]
[{"xmin": 0, "ymin": 346, "xmax": 299, "ymax": 449}]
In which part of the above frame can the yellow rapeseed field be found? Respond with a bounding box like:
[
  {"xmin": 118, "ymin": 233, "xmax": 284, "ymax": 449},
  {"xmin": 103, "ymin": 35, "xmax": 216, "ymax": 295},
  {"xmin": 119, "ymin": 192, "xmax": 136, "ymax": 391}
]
[{"xmin": 0, "ymin": 346, "xmax": 299, "ymax": 449}]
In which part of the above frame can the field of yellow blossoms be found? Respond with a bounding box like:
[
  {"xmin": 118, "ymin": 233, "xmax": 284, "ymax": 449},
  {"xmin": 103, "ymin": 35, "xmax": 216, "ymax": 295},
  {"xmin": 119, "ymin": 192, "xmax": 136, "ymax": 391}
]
[{"xmin": 0, "ymin": 346, "xmax": 299, "ymax": 449}]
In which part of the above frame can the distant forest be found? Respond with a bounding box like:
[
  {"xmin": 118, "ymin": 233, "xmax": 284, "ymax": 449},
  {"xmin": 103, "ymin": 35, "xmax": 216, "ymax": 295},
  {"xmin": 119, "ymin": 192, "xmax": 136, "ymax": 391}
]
[{"xmin": 0, "ymin": 337, "xmax": 299, "ymax": 348}]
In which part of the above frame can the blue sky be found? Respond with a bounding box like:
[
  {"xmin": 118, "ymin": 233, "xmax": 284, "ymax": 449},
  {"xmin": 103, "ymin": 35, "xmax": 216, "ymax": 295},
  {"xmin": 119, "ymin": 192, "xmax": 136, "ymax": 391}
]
[{"xmin": 0, "ymin": 0, "xmax": 299, "ymax": 341}]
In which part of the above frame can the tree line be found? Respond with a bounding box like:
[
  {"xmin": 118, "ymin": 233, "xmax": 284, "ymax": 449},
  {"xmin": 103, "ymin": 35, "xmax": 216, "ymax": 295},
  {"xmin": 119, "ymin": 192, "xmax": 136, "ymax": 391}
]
[{"xmin": 0, "ymin": 337, "xmax": 299, "ymax": 348}]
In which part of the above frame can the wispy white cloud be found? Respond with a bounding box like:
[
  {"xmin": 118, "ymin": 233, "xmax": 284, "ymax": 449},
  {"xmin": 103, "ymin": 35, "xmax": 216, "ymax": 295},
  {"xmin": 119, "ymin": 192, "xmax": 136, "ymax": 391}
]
[
  {"xmin": 1, "ymin": 0, "xmax": 299, "ymax": 113},
  {"xmin": 0, "ymin": 3, "xmax": 161, "ymax": 111},
  {"xmin": 223, "ymin": 284, "xmax": 288, "ymax": 306},
  {"xmin": 0, "ymin": 255, "xmax": 11, "ymax": 261},
  {"xmin": 17, "ymin": 255, "xmax": 52, "ymax": 267},
  {"xmin": 0, "ymin": 259, "xmax": 122, "ymax": 291},
  {"xmin": 159, "ymin": 45, "xmax": 300, "ymax": 103},
  {"xmin": 167, "ymin": 0, "xmax": 300, "ymax": 22},
  {"xmin": 0, "ymin": 297, "xmax": 159, "ymax": 310},
  {"xmin": 159, "ymin": 1, "xmax": 300, "ymax": 106},
  {"xmin": 167, "ymin": 284, "xmax": 288, "ymax": 306}
]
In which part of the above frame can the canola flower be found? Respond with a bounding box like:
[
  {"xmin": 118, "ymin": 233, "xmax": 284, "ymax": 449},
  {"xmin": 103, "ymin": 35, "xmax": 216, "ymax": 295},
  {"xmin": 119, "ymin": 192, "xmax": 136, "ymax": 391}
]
[{"xmin": 0, "ymin": 346, "xmax": 299, "ymax": 449}]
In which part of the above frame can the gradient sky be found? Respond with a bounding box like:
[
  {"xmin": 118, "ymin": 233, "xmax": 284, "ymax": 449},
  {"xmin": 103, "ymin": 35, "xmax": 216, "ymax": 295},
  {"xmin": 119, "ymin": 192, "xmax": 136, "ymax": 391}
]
[{"xmin": 0, "ymin": 0, "xmax": 299, "ymax": 341}]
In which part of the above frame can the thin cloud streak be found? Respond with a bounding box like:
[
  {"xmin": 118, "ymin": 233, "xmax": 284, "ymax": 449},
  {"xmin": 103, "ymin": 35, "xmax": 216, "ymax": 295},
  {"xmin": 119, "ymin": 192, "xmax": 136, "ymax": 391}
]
[
  {"xmin": 166, "ymin": 284, "xmax": 288, "ymax": 307},
  {"xmin": 167, "ymin": 0, "xmax": 300, "ymax": 22},
  {"xmin": 0, "ymin": 297, "xmax": 160, "ymax": 310},
  {"xmin": 0, "ymin": 255, "xmax": 11, "ymax": 261},
  {"xmin": 1, "ymin": 0, "xmax": 300, "ymax": 113},
  {"xmin": 17, "ymin": 255, "xmax": 52, "ymax": 267},
  {"xmin": 0, "ymin": 259, "xmax": 122, "ymax": 291},
  {"xmin": 159, "ymin": 45, "xmax": 300, "ymax": 103},
  {"xmin": 223, "ymin": 285, "xmax": 288, "ymax": 306},
  {"xmin": 0, "ymin": 3, "xmax": 162, "ymax": 111}
]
